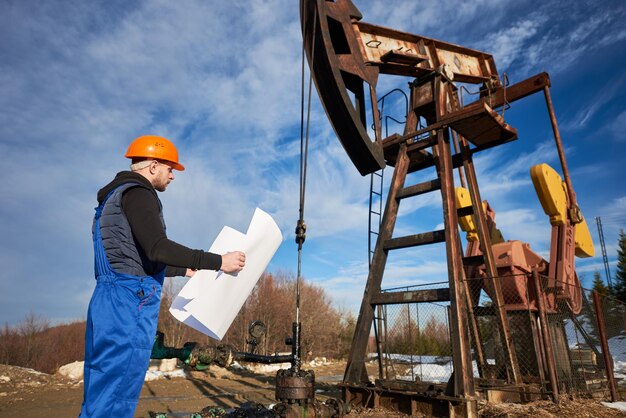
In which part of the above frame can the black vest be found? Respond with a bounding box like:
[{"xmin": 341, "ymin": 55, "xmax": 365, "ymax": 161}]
[{"xmin": 94, "ymin": 182, "xmax": 166, "ymax": 277}]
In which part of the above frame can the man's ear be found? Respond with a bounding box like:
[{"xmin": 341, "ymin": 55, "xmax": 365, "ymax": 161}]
[{"xmin": 148, "ymin": 160, "xmax": 158, "ymax": 175}]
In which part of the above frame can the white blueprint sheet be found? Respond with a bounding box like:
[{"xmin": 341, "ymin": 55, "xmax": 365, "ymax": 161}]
[{"xmin": 169, "ymin": 208, "xmax": 282, "ymax": 340}]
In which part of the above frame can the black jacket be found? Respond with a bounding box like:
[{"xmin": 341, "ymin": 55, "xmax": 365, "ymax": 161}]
[{"xmin": 97, "ymin": 171, "xmax": 222, "ymax": 277}]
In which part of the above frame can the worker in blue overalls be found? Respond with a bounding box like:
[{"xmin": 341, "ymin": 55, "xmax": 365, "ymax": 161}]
[{"xmin": 79, "ymin": 135, "xmax": 246, "ymax": 417}]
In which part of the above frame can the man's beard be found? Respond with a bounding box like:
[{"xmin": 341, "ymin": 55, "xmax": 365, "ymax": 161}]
[{"xmin": 154, "ymin": 175, "xmax": 169, "ymax": 192}]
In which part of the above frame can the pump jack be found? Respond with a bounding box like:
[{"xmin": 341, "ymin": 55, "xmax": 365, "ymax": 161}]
[{"xmin": 299, "ymin": 0, "xmax": 607, "ymax": 416}]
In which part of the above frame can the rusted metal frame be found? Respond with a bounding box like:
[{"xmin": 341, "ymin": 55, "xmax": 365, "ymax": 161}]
[
  {"xmin": 342, "ymin": 384, "xmax": 474, "ymax": 416},
  {"xmin": 463, "ymin": 72, "xmax": 551, "ymax": 113},
  {"xmin": 532, "ymin": 270, "xmax": 560, "ymax": 403},
  {"xmin": 380, "ymin": 49, "xmax": 429, "ymax": 64},
  {"xmin": 343, "ymin": 143, "xmax": 411, "ymax": 384},
  {"xmin": 405, "ymin": 132, "xmax": 518, "ymax": 174},
  {"xmin": 477, "ymin": 54, "xmax": 495, "ymax": 84},
  {"xmin": 355, "ymin": 21, "xmax": 497, "ymax": 83},
  {"xmin": 433, "ymin": 77, "xmax": 475, "ymax": 398},
  {"xmin": 449, "ymin": 82, "xmax": 521, "ymax": 384},
  {"xmin": 373, "ymin": 306, "xmax": 384, "ymax": 380},
  {"xmin": 532, "ymin": 315, "xmax": 549, "ymax": 390},
  {"xmin": 532, "ymin": 269, "xmax": 559, "ymax": 403},
  {"xmin": 396, "ymin": 178, "xmax": 441, "ymax": 199},
  {"xmin": 448, "ymin": 85, "xmax": 468, "ymax": 188},
  {"xmin": 542, "ymin": 86, "xmax": 581, "ymax": 223},
  {"xmin": 382, "ymin": 305, "xmax": 390, "ymax": 380},
  {"xmin": 383, "ymin": 131, "xmax": 437, "ymax": 152},
  {"xmin": 592, "ymin": 291, "xmax": 618, "ymax": 402},
  {"xmin": 384, "ymin": 229, "xmax": 446, "ymax": 250},
  {"xmin": 301, "ymin": 0, "xmax": 385, "ymax": 176},
  {"xmin": 547, "ymin": 220, "xmax": 576, "ymax": 291},
  {"xmin": 452, "ymin": 131, "xmax": 467, "ymax": 188},
  {"xmin": 370, "ymin": 288, "xmax": 451, "ymax": 305},
  {"xmin": 383, "ymin": 102, "xmax": 494, "ymax": 149},
  {"xmin": 462, "ymin": 273, "xmax": 487, "ymax": 379},
  {"xmin": 525, "ymin": 275, "xmax": 547, "ymax": 387},
  {"xmin": 369, "ymin": 84, "xmax": 382, "ymax": 146}
]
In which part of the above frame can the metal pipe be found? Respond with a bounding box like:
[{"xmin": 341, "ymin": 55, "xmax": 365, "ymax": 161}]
[
  {"xmin": 592, "ymin": 291, "xmax": 618, "ymax": 402},
  {"xmin": 150, "ymin": 332, "xmax": 195, "ymax": 362},
  {"xmin": 233, "ymin": 352, "xmax": 294, "ymax": 365},
  {"xmin": 542, "ymin": 86, "xmax": 580, "ymax": 220},
  {"xmin": 532, "ymin": 269, "xmax": 559, "ymax": 403}
]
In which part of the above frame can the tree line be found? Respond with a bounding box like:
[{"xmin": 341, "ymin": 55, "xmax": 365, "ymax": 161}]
[
  {"xmin": 0, "ymin": 272, "xmax": 357, "ymax": 374},
  {"xmin": 592, "ymin": 230, "xmax": 626, "ymax": 300},
  {"xmin": 587, "ymin": 229, "xmax": 626, "ymax": 339},
  {"xmin": 3, "ymin": 231, "xmax": 623, "ymax": 374},
  {"xmin": 158, "ymin": 271, "xmax": 357, "ymax": 359}
]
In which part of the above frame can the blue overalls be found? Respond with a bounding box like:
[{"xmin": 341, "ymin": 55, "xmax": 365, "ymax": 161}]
[{"xmin": 79, "ymin": 185, "xmax": 165, "ymax": 418}]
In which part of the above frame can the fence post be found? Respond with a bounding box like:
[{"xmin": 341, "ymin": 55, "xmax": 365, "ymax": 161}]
[
  {"xmin": 591, "ymin": 291, "xmax": 618, "ymax": 402},
  {"xmin": 532, "ymin": 269, "xmax": 559, "ymax": 403}
]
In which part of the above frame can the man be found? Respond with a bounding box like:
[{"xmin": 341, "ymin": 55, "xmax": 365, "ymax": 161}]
[{"xmin": 79, "ymin": 135, "xmax": 245, "ymax": 417}]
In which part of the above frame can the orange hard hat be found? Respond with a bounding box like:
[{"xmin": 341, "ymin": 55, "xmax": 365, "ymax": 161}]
[{"xmin": 125, "ymin": 135, "xmax": 185, "ymax": 171}]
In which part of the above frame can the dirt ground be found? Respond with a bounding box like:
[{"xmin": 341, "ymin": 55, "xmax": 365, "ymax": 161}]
[{"xmin": 0, "ymin": 362, "xmax": 623, "ymax": 418}]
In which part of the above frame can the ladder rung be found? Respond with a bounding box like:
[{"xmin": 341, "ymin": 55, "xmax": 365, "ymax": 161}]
[
  {"xmin": 457, "ymin": 206, "xmax": 474, "ymax": 217},
  {"xmin": 370, "ymin": 288, "xmax": 450, "ymax": 305},
  {"xmin": 463, "ymin": 255, "xmax": 484, "ymax": 266},
  {"xmin": 384, "ymin": 229, "xmax": 446, "ymax": 250},
  {"xmin": 397, "ymin": 179, "xmax": 441, "ymax": 200},
  {"xmin": 371, "ymin": 191, "xmax": 382, "ymax": 196},
  {"xmin": 371, "ymin": 210, "xmax": 381, "ymax": 215}
]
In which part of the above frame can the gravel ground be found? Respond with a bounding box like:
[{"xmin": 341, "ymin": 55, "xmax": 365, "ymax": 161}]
[{"xmin": 0, "ymin": 363, "xmax": 623, "ymax": 417}]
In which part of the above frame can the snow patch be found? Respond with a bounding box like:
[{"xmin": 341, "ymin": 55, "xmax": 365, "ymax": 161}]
[
  {"xmin": 601, "ymin": 401, "xmax": 626, "ymax": 412},
  {"xmin": 144, "ymin": 368, "xmax": 187, "ymax": 381},
  {"xmin": 57, "ymin": 361, "xmax": 84, "ymax": 380}
]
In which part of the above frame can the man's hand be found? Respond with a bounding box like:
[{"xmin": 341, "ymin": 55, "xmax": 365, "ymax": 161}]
[
  {"xmin": 221, "ymin": 251, "xmax": 246, "ymax": 274},
  {"xmin": 185, "ymin": 268, "xmax": 197, "ymax": 277}
]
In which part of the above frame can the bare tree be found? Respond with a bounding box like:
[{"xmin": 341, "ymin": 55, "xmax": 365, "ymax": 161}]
[{"xmin": 18, "ymin": 312, "xmax": 49, "ymax": 368}]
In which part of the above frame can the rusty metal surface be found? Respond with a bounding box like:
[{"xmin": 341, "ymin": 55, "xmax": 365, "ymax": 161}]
[
  {"xmin": 355, "ymin": 21, "xmax": 499, "ymax": 83},
  {"xmin": 275, "ymin": 368, "xmax": 315, "ymax": 403},
  {"xmin": 342, "ymin": 383, "xmax": 477, "ymax": 417},
  {"xmin": 448, "ymin": 102, "xmax": 517, "ymax": 146},
  {"xmin": 433, "ymin": 78, "xmax": 475, "ymax": 398},
  {"xmin": 300, "ymin": 0, "xmax": 384, "ymax": 175},
  {"xmin": 592, "ymin": 291, "xmax": 619, "ymax": 402}
]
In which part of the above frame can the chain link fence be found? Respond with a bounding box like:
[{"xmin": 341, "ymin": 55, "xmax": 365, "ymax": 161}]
[
  {"xmin": 373, "ymin": 273, "xmax": 625, "ymax": 398},
  {"xmin": 374, "ymin": 281, "xmax": 453, "ymax": 385}
]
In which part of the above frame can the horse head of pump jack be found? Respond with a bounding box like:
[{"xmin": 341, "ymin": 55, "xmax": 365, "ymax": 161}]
[{"xmin": 300, "ymin": 0, "xmax": 503, "ymax": 175}]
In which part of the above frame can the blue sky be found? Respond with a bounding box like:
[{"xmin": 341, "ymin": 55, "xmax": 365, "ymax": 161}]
[{"xmin": 1, "ymin": 0, "xmax": 624, "ymax": 326}]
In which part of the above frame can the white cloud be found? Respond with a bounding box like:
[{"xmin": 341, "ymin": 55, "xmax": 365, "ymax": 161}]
[
  {"xmin": 479, "ymin": 16, "xmax": 544, "ymax": 72},
  {"xmin": 609, "ymin": 110, "xmax": 626, "ymax": 143},
  {"xmin": 0, "ymin": 0, "xmax": 623, "ymax": 326}
]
